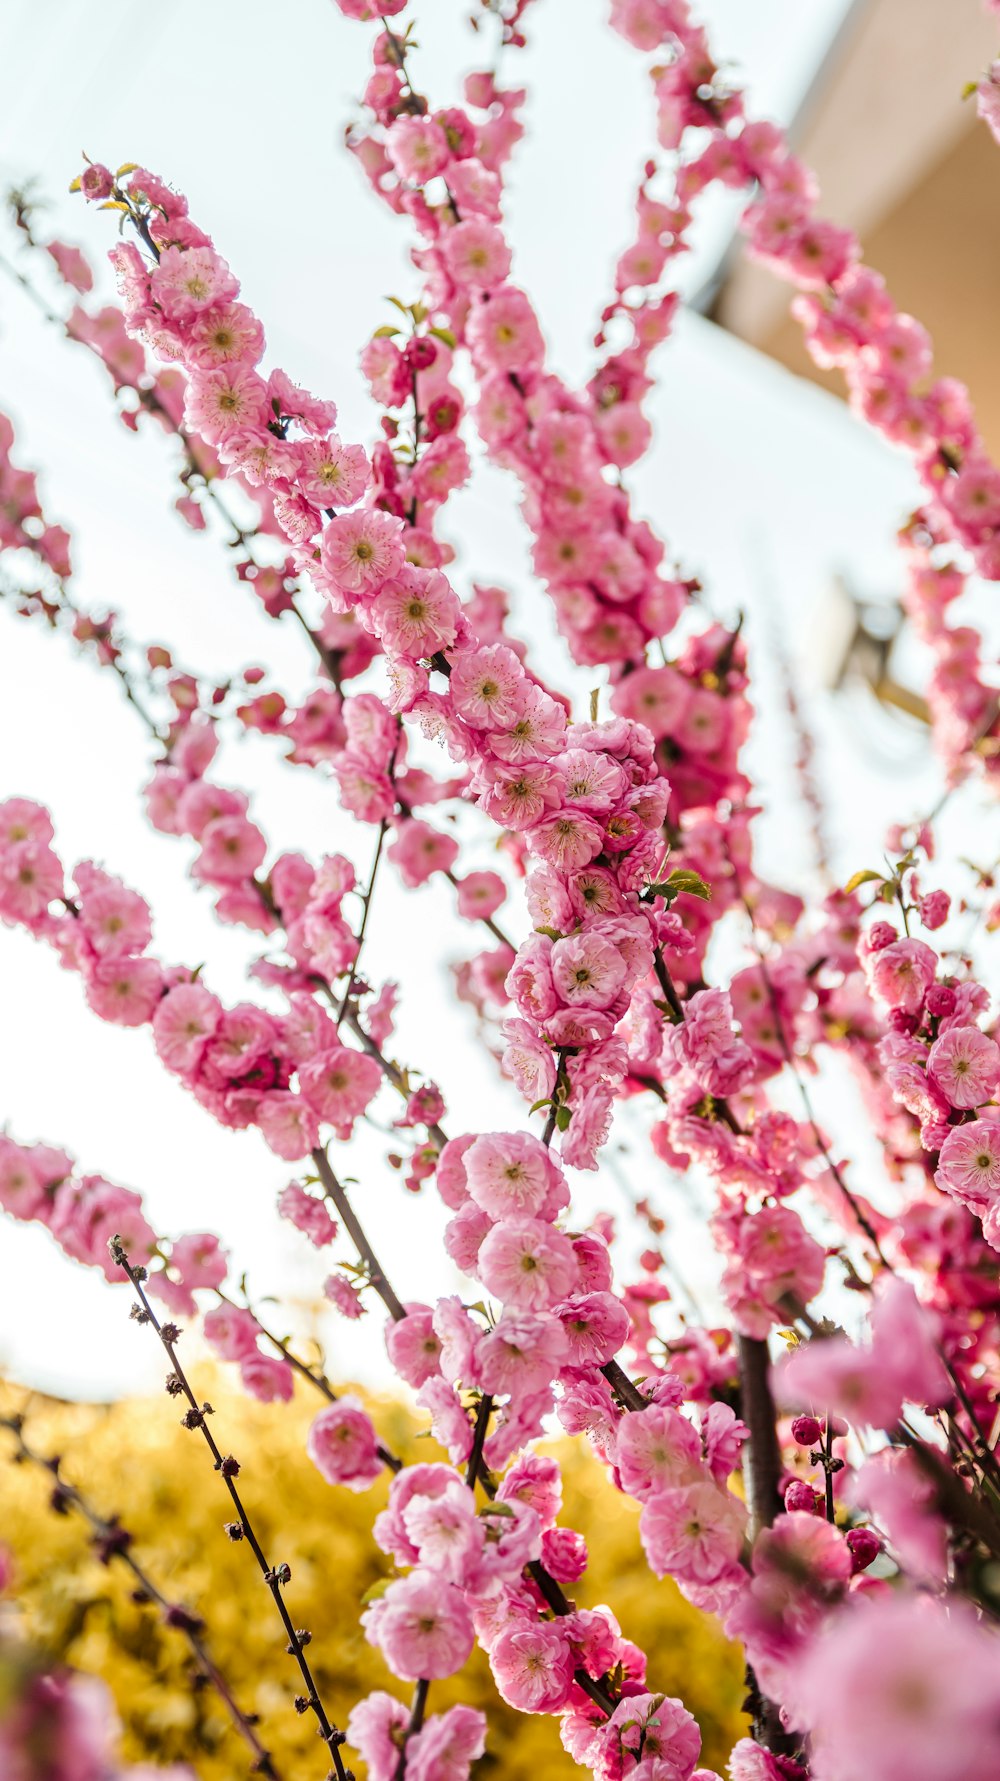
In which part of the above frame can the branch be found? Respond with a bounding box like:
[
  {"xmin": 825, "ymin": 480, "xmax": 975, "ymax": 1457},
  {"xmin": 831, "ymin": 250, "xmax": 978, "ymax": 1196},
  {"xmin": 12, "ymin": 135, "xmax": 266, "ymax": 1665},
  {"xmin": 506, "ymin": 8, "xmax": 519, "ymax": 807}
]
[
  {"xmin": 1, "ymin": 1410, "xmax": 280, "ymax": 1777},
  {"xmin": 109, "ymin": 1239, "xmax": 351, "ymax": 1781}
]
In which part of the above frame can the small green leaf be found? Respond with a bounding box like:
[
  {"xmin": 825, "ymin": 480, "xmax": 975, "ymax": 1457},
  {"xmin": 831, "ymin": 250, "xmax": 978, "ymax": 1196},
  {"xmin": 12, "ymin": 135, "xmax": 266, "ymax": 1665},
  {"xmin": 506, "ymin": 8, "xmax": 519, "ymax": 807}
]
[
  {"xmin": 665, "ymin": 867, "xmax": 711, "ymax": 901},
  {"xmin": 555, "ymin": 1105, "xmax": 571, "ymax": 1132},
  {"xmin": 385, "ymin": 295, "xmax": 411, "ymax": 316},
  {"xmin": 843, "ymin": 868, "xmax": 884, "ymax": 894},
  {"xmin": 529, "ymin": 1098, "xmax": 553, "ymax": 1115},
  {"xmin": 360, "ymin": 1577, "xmax": 392, "ymax": 1607},
  {"xmin": 116, "ymin": 162, "xmax": 139, "ymax": 176},
  {"xmin": 372, "ymin": 324, "xmax": 400, "ymax": 339},
  {"xmin": 429, "ymin": 325, "xmax": 456, "ymax": 348}
]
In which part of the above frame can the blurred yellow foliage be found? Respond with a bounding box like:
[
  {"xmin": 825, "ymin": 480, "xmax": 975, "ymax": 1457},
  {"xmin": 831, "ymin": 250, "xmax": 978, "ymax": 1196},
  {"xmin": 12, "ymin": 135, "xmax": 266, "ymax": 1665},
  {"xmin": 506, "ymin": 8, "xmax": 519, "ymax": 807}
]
[{"xmin": 0, "ymin": 1373, "xmax": 747, "ymax": 1777}]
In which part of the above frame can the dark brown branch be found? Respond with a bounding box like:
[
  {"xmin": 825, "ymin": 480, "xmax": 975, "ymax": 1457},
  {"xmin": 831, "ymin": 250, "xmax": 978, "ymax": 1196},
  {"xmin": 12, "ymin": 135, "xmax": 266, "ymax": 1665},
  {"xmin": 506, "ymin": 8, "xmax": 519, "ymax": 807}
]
[{"xmin": 109, "ymin": 1240, "xmax": 350, "ymax": 1780}]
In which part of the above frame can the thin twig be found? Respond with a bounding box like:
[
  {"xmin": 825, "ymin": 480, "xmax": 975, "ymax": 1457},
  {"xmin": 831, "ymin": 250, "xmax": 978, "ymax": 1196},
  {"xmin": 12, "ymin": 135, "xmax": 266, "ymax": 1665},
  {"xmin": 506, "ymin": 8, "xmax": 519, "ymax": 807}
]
[{"xmin": 109, "ymin": 1239, "xmax": 351, "ymax": 1781}]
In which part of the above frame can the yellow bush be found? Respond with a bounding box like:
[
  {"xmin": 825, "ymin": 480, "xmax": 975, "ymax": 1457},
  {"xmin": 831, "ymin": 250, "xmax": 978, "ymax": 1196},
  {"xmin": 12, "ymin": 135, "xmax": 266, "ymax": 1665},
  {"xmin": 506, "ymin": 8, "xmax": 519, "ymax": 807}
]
[{"xmin": 0, "ymin": 1374, "xmax": 747, "ymax": 1776}]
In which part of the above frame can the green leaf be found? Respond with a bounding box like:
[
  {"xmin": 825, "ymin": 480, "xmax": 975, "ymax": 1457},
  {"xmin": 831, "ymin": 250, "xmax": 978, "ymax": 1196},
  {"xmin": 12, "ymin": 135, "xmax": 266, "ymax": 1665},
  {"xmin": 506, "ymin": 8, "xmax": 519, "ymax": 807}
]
[
  {"xmin": 665, "ymin": 867, "xmax": 711, "ymax": 901},
  {"xmin": 843, "ymin": 868, "xmax": 884, "ymax": 894},
  {"xmin": 479, "ymin": 1501, "xmax": 514, "ymax": 1518},
  {"xmin": 115, "ymin": 162, "xmax": 138, "ymax": 176},
  {"xmin": 429, "ymin": 325, "xmax": 456, "ymax": 348},
  {"xmin": 360, "ymin": 1578, "xmax": 392, "ymax": 1607},
  {"xmin": 555, "ymin": 1105, "xmax": 571, "ymax": 1132},
  {"xmin": 529, "ymin": 1098, "xmax": 553, "ymax": 1115},
  {"xmin": 385, "ymin": 295, "xmax": 411, "ymax": 316},
  {"xmin": 372, "ymin": 324, "xmax": 400, "ymax": 339}
]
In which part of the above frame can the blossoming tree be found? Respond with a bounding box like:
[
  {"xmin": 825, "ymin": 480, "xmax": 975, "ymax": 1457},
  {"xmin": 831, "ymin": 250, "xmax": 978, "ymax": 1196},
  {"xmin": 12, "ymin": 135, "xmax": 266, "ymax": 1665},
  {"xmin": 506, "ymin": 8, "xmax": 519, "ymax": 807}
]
[{"xmin": 4, "ymin": 2, "xmax": 1000, "ymax": 1778}]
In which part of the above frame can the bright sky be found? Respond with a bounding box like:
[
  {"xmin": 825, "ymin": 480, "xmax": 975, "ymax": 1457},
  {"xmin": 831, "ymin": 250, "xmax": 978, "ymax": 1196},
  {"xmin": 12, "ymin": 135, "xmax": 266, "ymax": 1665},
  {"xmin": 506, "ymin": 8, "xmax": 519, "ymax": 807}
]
[{"xmin": 1, "ymin": 0, "xmax": 995, "ymax": 1404}]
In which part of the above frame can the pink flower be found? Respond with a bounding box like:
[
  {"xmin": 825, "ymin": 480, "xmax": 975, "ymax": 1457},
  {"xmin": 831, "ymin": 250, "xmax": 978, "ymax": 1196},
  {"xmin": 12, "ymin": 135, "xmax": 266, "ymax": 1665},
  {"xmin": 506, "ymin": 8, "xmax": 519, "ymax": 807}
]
[
  {"xmin": 405, "ymin": 1705, "xmax": 487, "ymax": 1781},
  {"xmin": 501, "ymin": 1018, "xmax": 559, "ymax": 1103},
  {"xmin": 365, "ymin": 1571, "xmax": 474, "ymax": 1679},
  {"xmin": 441, "ymin": 219, "xmax": 511, "ymax": 289},
  {"xmin": 321, "ymin": 508, "xmax": 405, "ymax": 596},
  {"xmin": 298, "ymin": 1044, "xmax": 381, "ymax": 1127},
  {"xmin": 556, "ymin": 1292, "xmax": 631, "ymax": 1366},
  {"xmin": 83, "ymin": 955, "xmax": 164, "ymax": 1026},
  {"xmin": 240, "ymin": 1351, "xmax": 294, "ymax": 1402},
  {"xmin": 152, "ymin": 983, "xmax": 223, "ymax": 1073},
  {"xmin": 187, "ymin": 301, "xmax": 265, "ymax": 369},
  {"xmin": 935, "ymin": 1117, "xmax": 1000, "ymax": 1208},
  {"xmin": 202, "ymin": 1303, "xmax": 260, "ymax": 1361},
  {"xmin": 863, "ymin": 936, "xmax": 937, "ymax": 1012},
  {"xmin": 615, "ymin": 1404, "xmax": 703, "ymax": 1499},
  {"xmin": 346, "ymin": 1692, "xmax": 409, "ymax": 1781},
  {"xmin": 467, "ymin": 286, "xmax": 546, "ymax": 374},
  {"xmin": 926, "ymin": 1025, "xmax": 1000, "ymax": 1110},
  {"xmin": 474, "ymin": 1308, "xmax": 568, "ymax": 1396},
  {"xmin": 463, "ymin": 1131, "xmax": 561, "ymax": 1220},
  {"xmin": 169, "ymin": 1232, "xmax": 227, "ymax": 1289},
  {"xmin": 185, "ymin": 364, "xmax": 270, "ymax": 442},
  {"xmin": 386, "ymin": 116, "xmax": 451, "ymax": 183},
  {"xmin": 387, "ymin": 818, "xmax": 459, "ymax": 889},
  {"xmin": 307, "ymin": 1399, "xmax": 382, "ymax": 1490},
  {"xmin": 373, "ymin": 570, "xmax": 460, "ymax": 658},
  {"xmin": 529, "ymin": 809, "xmax": 605, "ymax": 873},
  {"xmin": 386, "ymin": 1306, "xmax": 444, "ymax": 1388},
  {"xmin": 597, "ymin": 1691, "xmax": 702, "ymax": 1781},
  {"xmin": 152, "ymin": 245, "xmax": 238, "ymax": 319},
  {"xmin": 256, "ymin": 1092, "xmax": 320, "ymax": 1160},
  {"xmin": 193, "ymin": 815, "xmax": 267, "ymax": 884},
  {"xmin": 786, "ymin": 1591, "xmax": 1000, "ymax": 1781},
  {"xmin": 540, "ymin": 1525, "xmax": 588, "ymax": 1583},
  {"xmin": 490, "ymin": 1620, "xmax": 575, "ymax": 1712},
  {"xmin": 455, "ymin": 871, "xmax": 506, "ymax": 922},
  {"xmin": 278, "ymin": 1182, "xmax": 337, "ymax": 1247},
  {"xmin": 477, "ymin": 1216, "xmax": 576, "ymax": 1309},
  {"xmin": 551, "ymin": 931, "xmax": 628, "ymax": 1010},
  {"xmin": 449, "ymin": 645, "xmax": 525, "ymax": 729},
  {"xmin": 0, "ymin": 838, "xmax": 64, "ymax": 924},
  {"xmin": 640, "ymin": 1482, "xmax": 747, "ymax": 1585},
  {"xmin": 45, "ymin": 240, "xmax": 93, "ymax": 293}
]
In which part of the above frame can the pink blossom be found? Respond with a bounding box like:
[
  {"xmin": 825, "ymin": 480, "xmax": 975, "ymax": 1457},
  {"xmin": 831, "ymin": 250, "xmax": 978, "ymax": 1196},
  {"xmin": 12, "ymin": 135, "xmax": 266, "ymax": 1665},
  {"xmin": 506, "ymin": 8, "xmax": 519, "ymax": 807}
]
[
  {"xmin": 786, "ymin": 1591, "xmax": 1000, "ymax": 1781},
  {"xmin": 464, "ymin": 1130, "xmax": 561, "ymax": 1220},
  {"xmin": 386, "ymin": 116, "xmax": 451, "ymax": 183},
  {"xmin": 477, "ymin": 1216, "xmax": 576, "ymax": 1309},
  {"xmin": 640, "ymin": 1482, "xmax": 747, "ymax": 1585},
  {"xmin": 307, "ymin": 1399, "xmax": 382, "ymax": 1491},
  {"xmin": 152, "ymin": 983, "xmax": 222, "ymax": 1073},
  {"xmin": 863, "ymin": 936, "xmax": 937, "ymax": 1012},
  {"xmin": 321, "ymin": 508, "xmax": 405, "ymax": 596},
  {"xmin": 474, "ymin": 1308, "xmax": 568, "ymax": 1396},
  {"xmin": 556, "ymin": 1292, "xmax": 631, "ymax": 1366},
  {"xmin": 387, "ymin": 818, "xmax": 459, "ymax": 888},
  {"xmin": 256, "ymin": 1091, "xmax": 320, "ymax": 1160},
  {"xmin": 935, "ymin": 1117, "xmax": 1000, "ymax": 1208},
  {"xmin": 597, "ymin": 1691, "xmax": 702, "ymax": 1781},
  {"xmin": 366, "ymin": 1571, "xmax": 474, "ymax": 1679},
  {"xmin": 490, "ymin": 1620, "xmax": 576, "ymax": 1712},
  {"xmin": 277, "ymin": 1182, "xmax": 337, "ymax": 1247},
  {"xmin": 615, "ymin": 1404, "xmax": 703, "ymax": 1499},
  {"xmin": 926, "ymin": 1024, "xmax": 1000, "ymax": 1110},
  {"xmin": 551, "ymin": 931, "xmax": 628, "ymax": 1010},
  {"xmin": 152, "ymin": 245, "xmax": 238, "ymax": 319},
  {"xmin": 455, "ymin": 870, "xmax": 506, "ymax": 921},
  {"xmin": 540, "ymin": 1525, "xmax": 588, "ymax": 1583},
  {"xmin": 298, "ymin": 1044, "xmax": 381, "ymax": 1126},
  {"xmin": 449, "ymin": 644, "xmax": 525, "ymax": 729},
  {"xmin": 345, "ymin": 1692, "xmax": 409, "ymax": 1781},
  {"xmin": 405, "ymin": 1705, "xmax": 487, "ymax": 1781},
  {"xmin": 240, "ymin": 1351, "xmax": 294, "ymax": 1402}
]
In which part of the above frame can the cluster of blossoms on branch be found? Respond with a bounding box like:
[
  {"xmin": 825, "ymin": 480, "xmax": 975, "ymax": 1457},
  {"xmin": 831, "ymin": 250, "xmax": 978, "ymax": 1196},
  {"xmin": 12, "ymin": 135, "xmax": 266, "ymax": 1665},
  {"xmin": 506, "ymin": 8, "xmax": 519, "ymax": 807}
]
[{"xmin": 3, "ymin": 0, "xmax": 1000, "ymax": 1778}]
